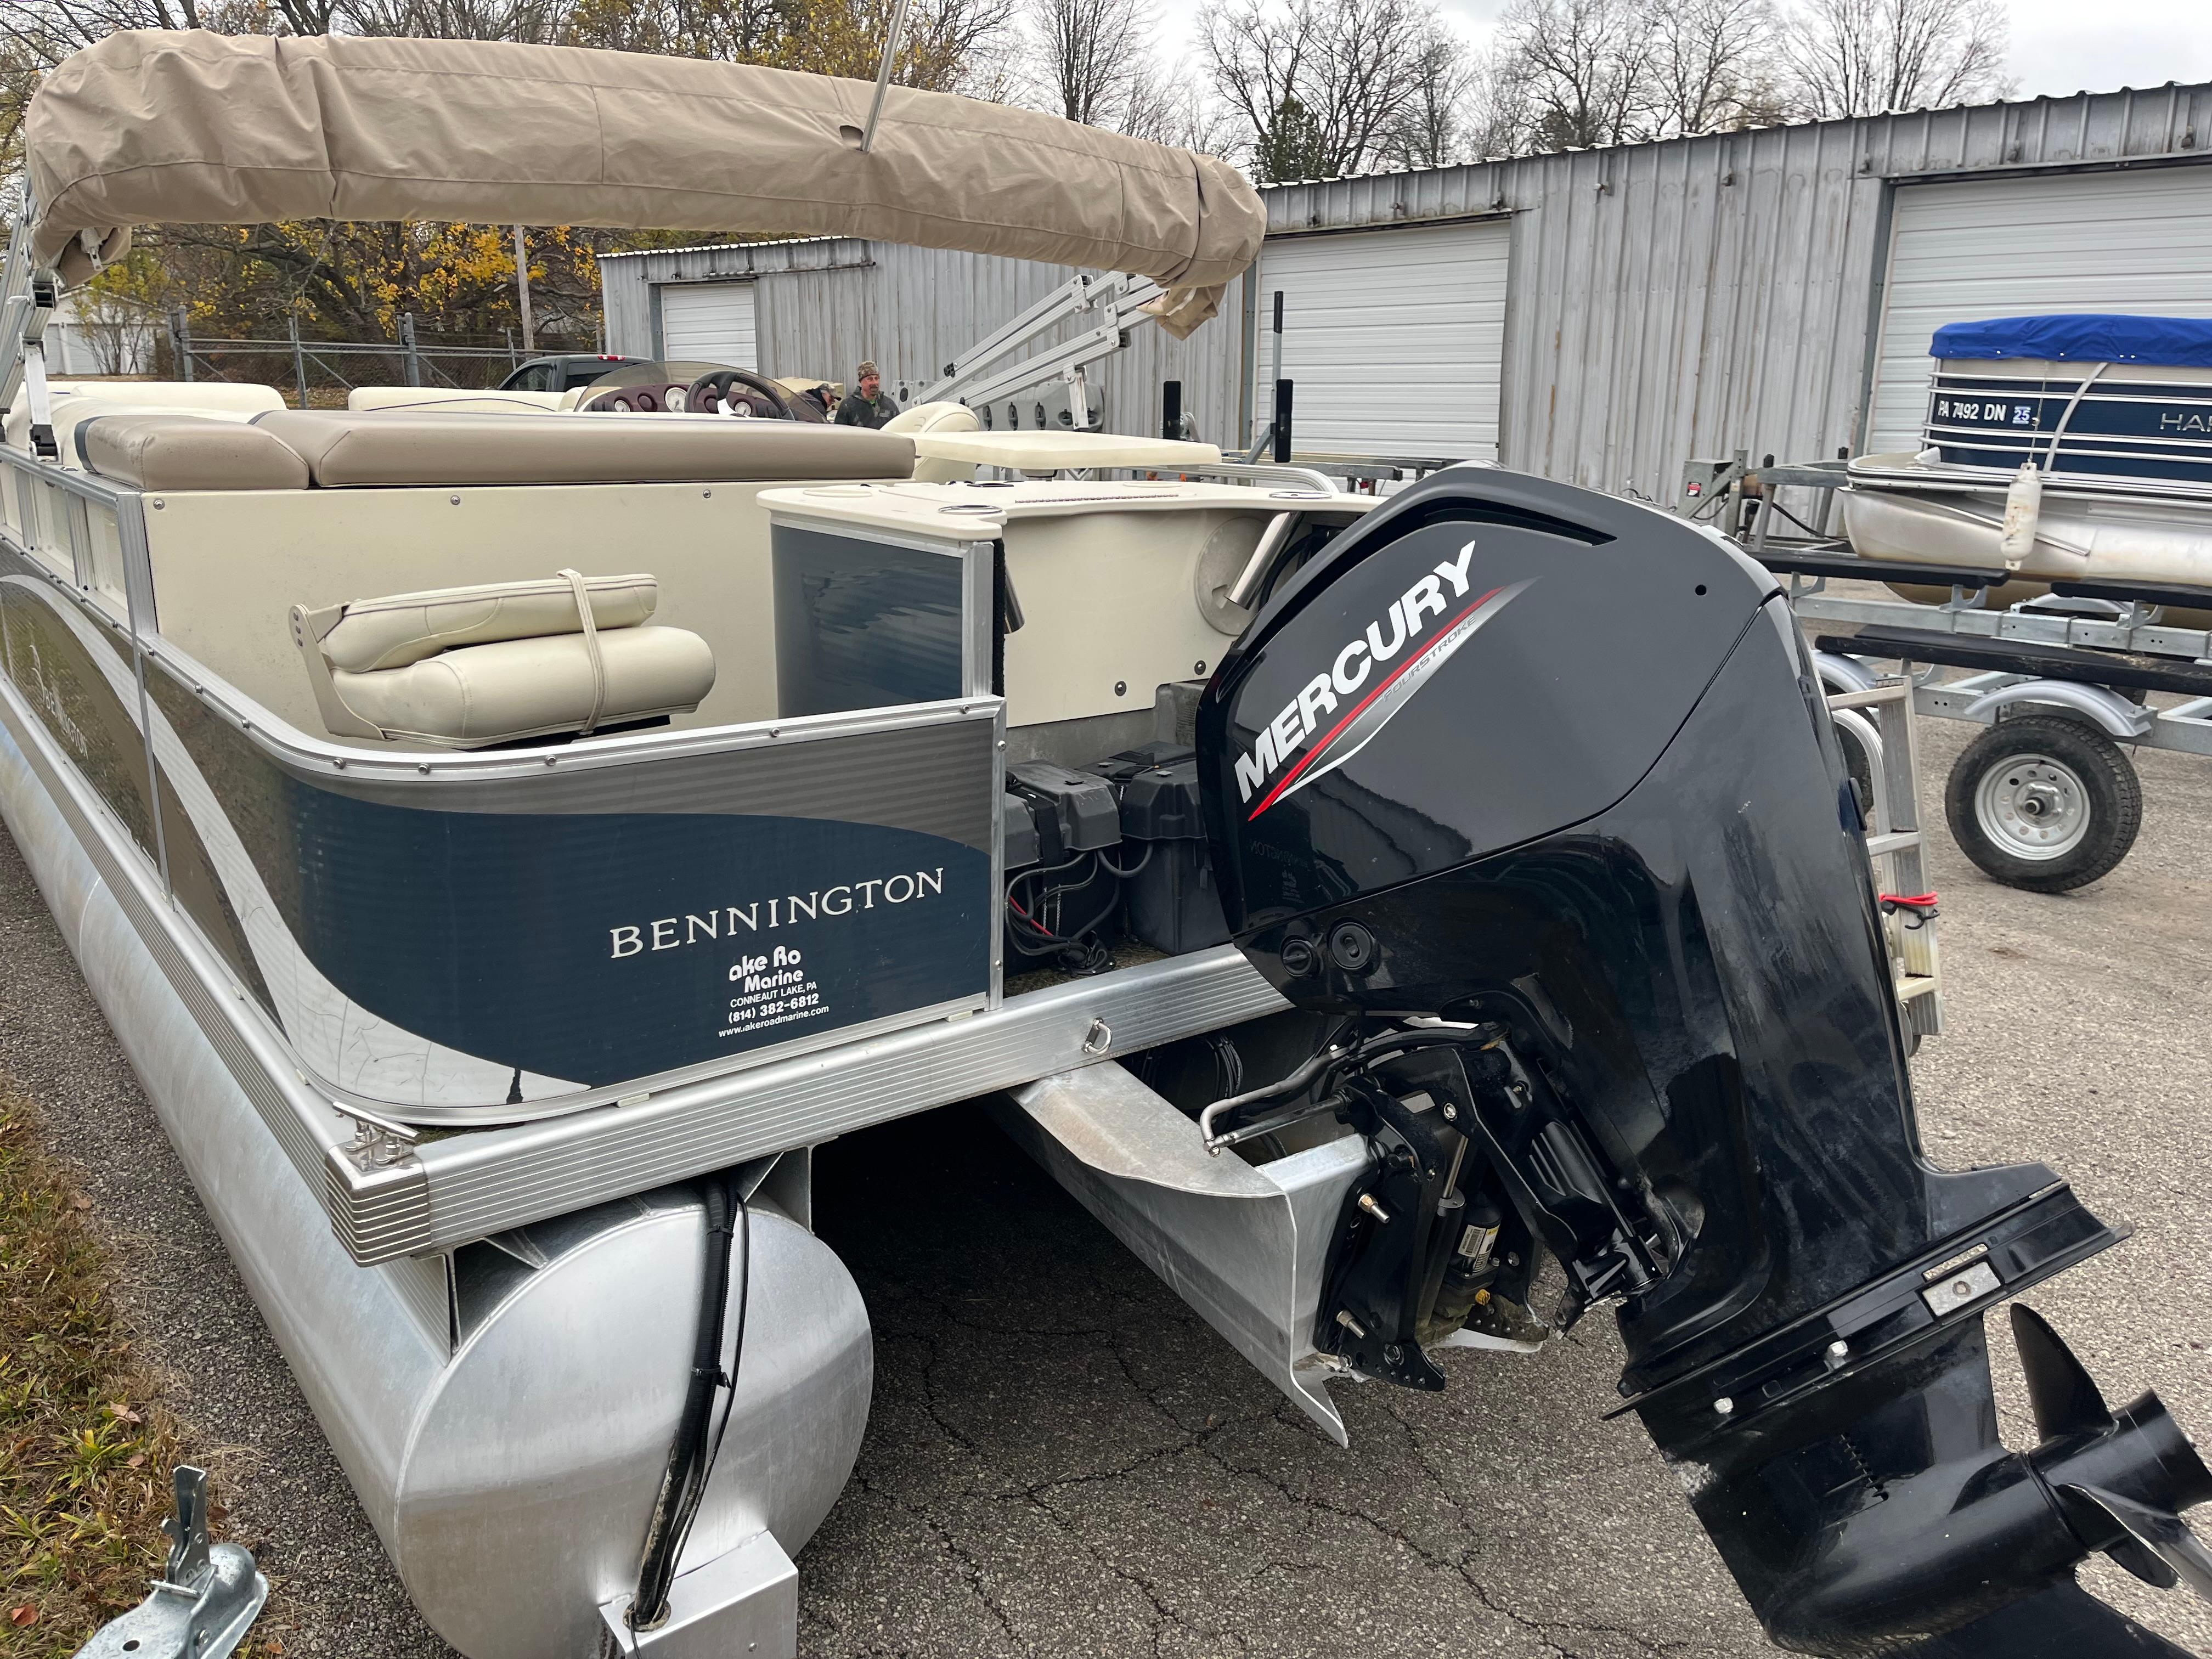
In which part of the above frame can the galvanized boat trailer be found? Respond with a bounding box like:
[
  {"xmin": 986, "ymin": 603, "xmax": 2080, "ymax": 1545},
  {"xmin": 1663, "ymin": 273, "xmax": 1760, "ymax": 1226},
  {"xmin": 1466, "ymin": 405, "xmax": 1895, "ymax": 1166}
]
[{"xmin": 1686, "ymin": 453, "xmax": 2212, "ymax": 890}]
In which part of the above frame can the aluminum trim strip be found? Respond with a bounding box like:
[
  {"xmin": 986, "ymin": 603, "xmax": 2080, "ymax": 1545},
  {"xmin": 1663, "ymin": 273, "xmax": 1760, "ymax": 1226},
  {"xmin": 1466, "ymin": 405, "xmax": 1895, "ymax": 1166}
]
[{"xmin": 396, "ymin": 946, "xmax": 1291, "ymax": 1261}]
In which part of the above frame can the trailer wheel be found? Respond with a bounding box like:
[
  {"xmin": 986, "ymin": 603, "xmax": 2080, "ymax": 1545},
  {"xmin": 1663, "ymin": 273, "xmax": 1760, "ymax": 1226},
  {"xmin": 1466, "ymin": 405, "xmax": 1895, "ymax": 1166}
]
[{"xmin": 1944, "ymin": 715, "xmax": 2141, "ymax": 893}]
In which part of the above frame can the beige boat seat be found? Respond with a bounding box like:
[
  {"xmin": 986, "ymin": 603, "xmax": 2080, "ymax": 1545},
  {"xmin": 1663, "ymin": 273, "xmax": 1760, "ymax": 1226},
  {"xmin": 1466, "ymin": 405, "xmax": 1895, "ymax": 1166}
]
[
  {"xmin": 76, "ymin": 412, "xmax": 312, "ymax": 490},
  {"xmin": 251, "ymin": 409, "xmax": 915, "ymax": 486},
  {"xmin": 884, "ymin": 401, "xmax": 984, "ymax": 483},
  {"xmin": 11, "ymin": 396, "xmax": 273, "ymax": 472},
  {"xmin": 291, "ymin": 571, "xmax": 716, "ymax": 748},
  {"xmin": 7, "ymin": 381, "xmax": 287, "ymax": 420}
]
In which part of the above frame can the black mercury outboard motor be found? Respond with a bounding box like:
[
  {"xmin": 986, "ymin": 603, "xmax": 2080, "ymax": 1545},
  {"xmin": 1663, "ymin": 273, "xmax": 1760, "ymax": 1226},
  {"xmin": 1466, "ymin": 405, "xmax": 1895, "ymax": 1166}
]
[{"xmin": 1195, "ymin": 469, "xmax": 2212, "ymax": 1656}]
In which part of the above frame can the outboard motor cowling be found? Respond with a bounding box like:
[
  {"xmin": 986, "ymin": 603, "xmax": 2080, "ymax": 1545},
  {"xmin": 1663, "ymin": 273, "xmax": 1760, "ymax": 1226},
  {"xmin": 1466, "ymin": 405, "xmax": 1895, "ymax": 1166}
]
[{"xmin": 1196, "ymin": 469, "xmax": 2212, "ymax": 1655}]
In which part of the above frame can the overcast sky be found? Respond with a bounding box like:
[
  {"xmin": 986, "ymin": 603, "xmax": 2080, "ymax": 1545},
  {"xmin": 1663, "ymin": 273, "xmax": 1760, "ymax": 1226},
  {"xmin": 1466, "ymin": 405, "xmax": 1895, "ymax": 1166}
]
[{"xmin": 1158, "ymin": 0, "xmax": 2212, "ymax": 104}]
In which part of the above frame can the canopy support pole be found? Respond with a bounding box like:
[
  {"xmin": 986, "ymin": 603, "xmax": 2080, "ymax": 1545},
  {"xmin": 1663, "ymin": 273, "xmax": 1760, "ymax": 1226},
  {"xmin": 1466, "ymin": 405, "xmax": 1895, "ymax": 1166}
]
[
  {"xmin": 859, "ymin": 0, "xmax": 913, "ymax": 154},
  {"xmin": 512, "ymin": 225, "xmax": 535, "ymax": 353},
  {"xmin": 0, "ymin": 183, "xmax": 52, "ymax": 421}
]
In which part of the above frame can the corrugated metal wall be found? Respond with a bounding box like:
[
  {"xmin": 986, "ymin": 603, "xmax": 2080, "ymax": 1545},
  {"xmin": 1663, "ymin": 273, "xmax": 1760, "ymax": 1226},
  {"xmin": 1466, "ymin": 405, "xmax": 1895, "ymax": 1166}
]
[
  {"xmin": 1266, "ymin": 83, "xmax": 2212, "ymax": 496},
  {"xmin": 601, "ymin": 83, "xmax": 2212, "ymax": 490},
  {"xmin": 603, "ymin": 239, "xmax": 1248, "ymax": 445}
]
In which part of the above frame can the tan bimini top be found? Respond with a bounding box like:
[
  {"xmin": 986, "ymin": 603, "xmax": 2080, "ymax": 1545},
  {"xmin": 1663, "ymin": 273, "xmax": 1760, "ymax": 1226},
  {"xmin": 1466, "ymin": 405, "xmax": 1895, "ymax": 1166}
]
[{"xmin": 25, "ymin": 31, "xmax": 1264, "ymax": 337}]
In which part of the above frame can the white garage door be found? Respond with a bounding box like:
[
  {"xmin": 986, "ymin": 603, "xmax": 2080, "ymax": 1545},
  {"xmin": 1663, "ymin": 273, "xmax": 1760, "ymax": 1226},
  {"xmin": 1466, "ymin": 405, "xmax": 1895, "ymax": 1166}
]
[
  {"xmin": 1252, "ymin": 221, "xmax": 1510, "ymax": 461},
  {"xmin": 1869, "ymin": 167, "xmax": 2212, "ymax": 452},
  {"xmin": 657, "ymin": 281, "xmax": 758, "ymax": 366}
]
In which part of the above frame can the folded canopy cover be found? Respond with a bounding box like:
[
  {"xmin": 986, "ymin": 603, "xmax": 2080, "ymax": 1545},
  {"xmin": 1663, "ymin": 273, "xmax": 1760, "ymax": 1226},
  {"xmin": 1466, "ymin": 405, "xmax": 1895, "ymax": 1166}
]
[
  {"xmin": 1931, "ymin": 313, "xmax": 2212, "ymax": 368},
  {"xmin": 25, "ymin": 30, "xmax": 1263, "ymax": 337}
]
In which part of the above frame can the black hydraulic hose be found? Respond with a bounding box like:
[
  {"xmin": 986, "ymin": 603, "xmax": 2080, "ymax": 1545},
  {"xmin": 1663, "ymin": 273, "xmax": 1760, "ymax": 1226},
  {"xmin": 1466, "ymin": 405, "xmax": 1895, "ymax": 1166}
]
[
  {"xmin": 630, "ymin": 1175, "xmax": 745, "ymax": 1631},
  {"xmin": 663, "ymin": 1190, "xmax": 751, "ymax": 1592}
]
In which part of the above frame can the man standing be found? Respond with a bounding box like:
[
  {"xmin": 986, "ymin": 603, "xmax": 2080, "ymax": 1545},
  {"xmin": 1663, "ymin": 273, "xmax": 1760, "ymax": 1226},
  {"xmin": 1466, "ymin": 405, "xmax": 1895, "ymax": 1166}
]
[{"xmin": 834, "ymin": 361, "xmax": 897, "ymax": 428}]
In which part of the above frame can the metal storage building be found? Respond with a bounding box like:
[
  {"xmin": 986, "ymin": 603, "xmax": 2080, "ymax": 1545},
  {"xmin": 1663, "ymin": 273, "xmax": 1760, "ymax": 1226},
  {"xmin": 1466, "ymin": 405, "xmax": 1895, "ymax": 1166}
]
[{"xmin": 600, "ymin": 81, "xmax": 2212, "ymax": 494}]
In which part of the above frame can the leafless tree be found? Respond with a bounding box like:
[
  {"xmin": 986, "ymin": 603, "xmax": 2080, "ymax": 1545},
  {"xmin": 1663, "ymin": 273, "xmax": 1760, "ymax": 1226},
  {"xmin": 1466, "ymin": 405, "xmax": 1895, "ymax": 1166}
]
[
  {"xmin": 1378, "ymin": 15, "xmax": 1474, "ymax": 169},
  {"xmin": 1493, "ymin": 0, "xmax": 1650, "ymax": 149},
  {"xmin": 1022, "ymin": 0, "xmax": 1153, "ymax": 126},
  {"xmin": 1646, "ymin": 0, "xmax": 1780, "ymax": 136},
  {"xmin": 1199, "ymin": 0, "xmax": 1474, "ymax": 179},
  {"xmin": 341, "ymin": 0, "xmax": 573, "ymax": 40},
  {"xmin": 1780, "ymin": 0, "xmax": 2010, "ymax": 118},
  {"xmin": 1117, "ymin": 61, "xmax": 1228, "ymax": 148}
]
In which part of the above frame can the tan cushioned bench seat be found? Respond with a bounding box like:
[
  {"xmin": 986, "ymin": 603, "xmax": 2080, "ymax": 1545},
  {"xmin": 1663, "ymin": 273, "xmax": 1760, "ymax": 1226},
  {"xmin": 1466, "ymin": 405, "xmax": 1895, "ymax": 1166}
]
[
  {"xmin": 331, "ymin": 625, "xmax": 715, "ymax": 746},
  {"xmin": 321, "ymin": 573, "xmax": 660, "ymax": 671},
  {"xmin": 253, "ymin": 409, "xmax": 916, "ymax": 487},
  {"xmin": 77, "ymin": 412, "xmax": 313, "ymax": 492}
]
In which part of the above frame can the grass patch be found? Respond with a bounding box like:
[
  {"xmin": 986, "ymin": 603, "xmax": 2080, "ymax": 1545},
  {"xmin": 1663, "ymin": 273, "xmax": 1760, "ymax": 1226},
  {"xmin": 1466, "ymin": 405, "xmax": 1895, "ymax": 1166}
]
[{"xmin": 0, "ymin": 1082, "xmax": 278, "ymax": 1657}]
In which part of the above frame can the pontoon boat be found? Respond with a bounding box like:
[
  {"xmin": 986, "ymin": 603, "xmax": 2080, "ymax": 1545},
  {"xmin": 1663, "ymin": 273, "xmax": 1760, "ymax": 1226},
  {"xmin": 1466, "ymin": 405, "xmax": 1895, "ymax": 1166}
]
[{"xmin": 5, "ymin": 32, "xmax": 2209, "ymax": 1659}]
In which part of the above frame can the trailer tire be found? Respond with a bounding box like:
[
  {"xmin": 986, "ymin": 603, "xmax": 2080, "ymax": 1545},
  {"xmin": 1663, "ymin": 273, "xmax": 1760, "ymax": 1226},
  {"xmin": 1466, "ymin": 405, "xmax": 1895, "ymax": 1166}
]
[{"xmin": 1944, "ymin": 715, "xmax": 2141, "ymax": 893}]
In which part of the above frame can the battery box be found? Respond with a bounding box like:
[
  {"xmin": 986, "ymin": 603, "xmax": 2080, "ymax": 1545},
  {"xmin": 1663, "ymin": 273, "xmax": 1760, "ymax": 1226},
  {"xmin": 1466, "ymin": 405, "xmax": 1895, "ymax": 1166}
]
[
  {"xmin": 1100, "ymin": 747, "xmax": 1231, "ymax": 954},
  {"xmin": 1003, "ymin": 761, "xmax": 1122, "ymax": 967},
  {"xmin": 996, "ymin": 749, "xmax": 1231, "ymax": 970}
]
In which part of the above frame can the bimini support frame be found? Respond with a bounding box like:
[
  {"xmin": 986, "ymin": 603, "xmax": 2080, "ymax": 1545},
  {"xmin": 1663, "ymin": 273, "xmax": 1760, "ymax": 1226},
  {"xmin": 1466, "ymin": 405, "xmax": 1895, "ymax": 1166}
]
[
  {"xmin": 912, "ymin": 269, "xmax": 1169, "ymax": 431},
  {"xmin": 0, "ymin": 188, "xmax": 62, "ymax": 460}
]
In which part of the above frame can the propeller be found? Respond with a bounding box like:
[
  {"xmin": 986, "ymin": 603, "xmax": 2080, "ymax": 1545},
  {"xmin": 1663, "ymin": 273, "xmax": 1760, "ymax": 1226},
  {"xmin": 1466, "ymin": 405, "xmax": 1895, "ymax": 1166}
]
[
  {"xmin": 2010, "ymin": 1305, "xmax": 2212, "ymax": 1605},
  {"xmin": 2014, "ymin": 1304, "xmax": 2112, "ymax": 1440},
  {"xmin": 2059, "ymin": 1485, "xmax": 2212, "ymax": 1599}
]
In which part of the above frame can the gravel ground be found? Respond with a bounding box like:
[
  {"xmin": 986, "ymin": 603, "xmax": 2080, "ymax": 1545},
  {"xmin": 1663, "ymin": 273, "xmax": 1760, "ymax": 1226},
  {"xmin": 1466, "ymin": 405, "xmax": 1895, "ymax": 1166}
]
[{"xmin": 2, "ymin": 712, "xmax": 2207, "ymax": 1659}]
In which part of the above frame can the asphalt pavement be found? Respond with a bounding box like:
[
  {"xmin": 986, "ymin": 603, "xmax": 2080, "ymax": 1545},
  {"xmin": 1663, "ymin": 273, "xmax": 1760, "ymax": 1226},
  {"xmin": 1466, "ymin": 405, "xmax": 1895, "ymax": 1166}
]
[{"xmin": 1, "ymin": 714, "xmax": 2206, "ymax": 1659}]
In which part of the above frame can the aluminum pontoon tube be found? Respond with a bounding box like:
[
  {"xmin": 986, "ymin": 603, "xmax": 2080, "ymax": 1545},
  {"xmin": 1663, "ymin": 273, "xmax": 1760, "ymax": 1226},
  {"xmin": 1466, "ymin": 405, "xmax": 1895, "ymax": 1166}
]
[{"xmin": 0, "ymin": 714, "xmax": 872, "ymax": 1659}]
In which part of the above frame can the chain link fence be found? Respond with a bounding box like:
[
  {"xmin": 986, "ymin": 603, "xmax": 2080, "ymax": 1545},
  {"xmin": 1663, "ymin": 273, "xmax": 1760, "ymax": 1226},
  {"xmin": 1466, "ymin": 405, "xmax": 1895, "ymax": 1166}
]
[{"xmin": 163, "ymin": 311, "xmax": 601, "ymax": 406}]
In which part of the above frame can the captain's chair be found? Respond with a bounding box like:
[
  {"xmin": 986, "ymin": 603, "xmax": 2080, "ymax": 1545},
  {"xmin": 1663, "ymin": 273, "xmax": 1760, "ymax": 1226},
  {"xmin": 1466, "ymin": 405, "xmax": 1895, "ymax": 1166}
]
[{"xmin": 291, "ymin": 571, "xmax": 715, "ymax": 748}]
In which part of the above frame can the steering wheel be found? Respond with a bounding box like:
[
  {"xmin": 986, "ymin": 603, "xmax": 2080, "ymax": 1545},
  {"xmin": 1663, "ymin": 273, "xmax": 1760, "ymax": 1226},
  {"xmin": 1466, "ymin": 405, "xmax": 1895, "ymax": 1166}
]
[
  {"xmin": 581, "ymin": 382, "xmax": 693, "ymax": 414},
  {"xmin": 685, "ymin": 368, "xmax": 802, "ymax": 421}
]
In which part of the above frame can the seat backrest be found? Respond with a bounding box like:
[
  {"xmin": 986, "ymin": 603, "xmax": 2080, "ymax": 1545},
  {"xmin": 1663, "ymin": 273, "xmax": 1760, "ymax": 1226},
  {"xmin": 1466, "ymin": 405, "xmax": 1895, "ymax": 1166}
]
[
  {"xmin": 291, "ymin": 570, "xmax": 710, "ymax": 747},
  {"xmin": 9, "ymin": 381, "xmax": 286, "ymax": 419},
  {"xmin": 77, "ymin": 411, "xmax": 312, "ymax": 491},
  {"xmin": 883, "ymin": 400, "xmax": 980, "ymax": 436},
  {"xmin": 11, "ymin": 397, "xmax": 272, "ymax": 475},
  {"xmin": 887, "ymin": 402, "xmax": 984, "ymax": 482},
  {"xmin": 349, "ymin": 387, "xmax": 571, "ymax": 413},
  {"xmin": 252, "ymin": 409, "xmax": 916, "ymax": 486},
  {"xmin": 317, "ymin": 571, "xmax": 659, "ymax": 671}
]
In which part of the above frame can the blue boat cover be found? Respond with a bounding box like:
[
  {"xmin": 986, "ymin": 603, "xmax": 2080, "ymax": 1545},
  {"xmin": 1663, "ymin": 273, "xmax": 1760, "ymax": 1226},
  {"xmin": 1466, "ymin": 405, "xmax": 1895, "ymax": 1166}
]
[{"xmin": 1932, "ymin": 313, "xmax": 2212, "ymax": 367}]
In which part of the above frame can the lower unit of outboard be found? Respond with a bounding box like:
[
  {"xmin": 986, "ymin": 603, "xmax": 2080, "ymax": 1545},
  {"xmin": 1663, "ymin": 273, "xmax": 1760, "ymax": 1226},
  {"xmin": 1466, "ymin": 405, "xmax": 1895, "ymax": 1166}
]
[{"xmin": 1194, "ymin": 469, "xmax": 2212, "ymax": 1655}]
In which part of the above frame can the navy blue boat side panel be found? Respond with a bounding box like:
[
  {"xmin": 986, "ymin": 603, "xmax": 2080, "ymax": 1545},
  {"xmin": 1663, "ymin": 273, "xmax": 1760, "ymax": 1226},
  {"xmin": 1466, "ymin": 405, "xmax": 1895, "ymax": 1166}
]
[
  {"xmin": 278, "ymin": 789, "xmax": 989, "ymax": 1087},
  {"xmin": 0, "ymin": 571, "xmax": 273, "ymax": 1011},
  {"xmin": 1921, "ymin": 369, "xmax": 2212, "ymax": 484}
]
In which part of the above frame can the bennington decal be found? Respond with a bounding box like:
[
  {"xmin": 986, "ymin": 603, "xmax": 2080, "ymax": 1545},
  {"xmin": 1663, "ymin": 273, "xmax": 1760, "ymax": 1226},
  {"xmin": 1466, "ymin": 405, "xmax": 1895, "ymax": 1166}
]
[
  {"xmin": 609, "ymin": 866, "xmax": 947, "ymax": 959},
  {"xmin": 1237, "ymin": 544, "xmax": 1533, "ymax": 818}
]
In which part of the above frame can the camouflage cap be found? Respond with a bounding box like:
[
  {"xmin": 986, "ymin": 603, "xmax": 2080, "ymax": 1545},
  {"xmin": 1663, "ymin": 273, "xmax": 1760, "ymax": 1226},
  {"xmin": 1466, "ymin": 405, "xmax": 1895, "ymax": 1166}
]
[{"xmin": 857, "ymin": 360, "xmax": 879, "ymax": 377}]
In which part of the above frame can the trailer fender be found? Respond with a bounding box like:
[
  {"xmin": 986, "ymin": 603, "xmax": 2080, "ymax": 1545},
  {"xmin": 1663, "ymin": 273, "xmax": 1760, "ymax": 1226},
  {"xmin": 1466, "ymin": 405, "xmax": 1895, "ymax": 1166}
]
[
  {"xmin": 1962, "ymin": 678, "xmax": 2154, "ymax": 739},
  {"xmin": 1811, "ymin": 649, "xmax": 1880, "ymax": 695}
]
